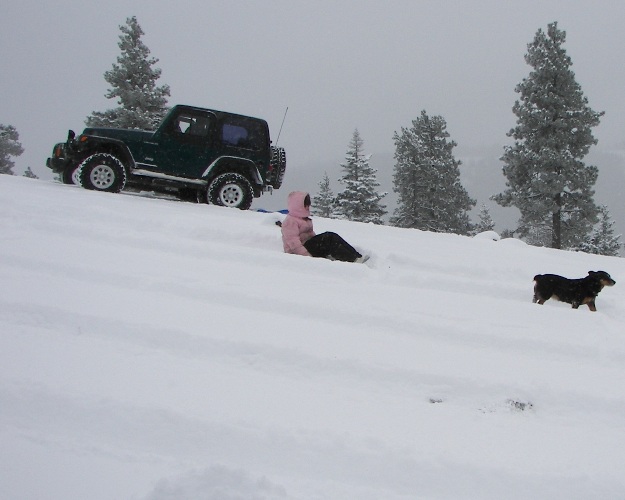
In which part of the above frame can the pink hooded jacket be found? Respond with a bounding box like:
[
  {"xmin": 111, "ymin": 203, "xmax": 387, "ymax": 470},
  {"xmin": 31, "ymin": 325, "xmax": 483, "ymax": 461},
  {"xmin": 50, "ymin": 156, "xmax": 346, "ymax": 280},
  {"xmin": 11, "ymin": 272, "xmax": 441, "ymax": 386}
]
[{"xmin": 281, "ymin": 191, "xmax": 316, "ymax": 256}]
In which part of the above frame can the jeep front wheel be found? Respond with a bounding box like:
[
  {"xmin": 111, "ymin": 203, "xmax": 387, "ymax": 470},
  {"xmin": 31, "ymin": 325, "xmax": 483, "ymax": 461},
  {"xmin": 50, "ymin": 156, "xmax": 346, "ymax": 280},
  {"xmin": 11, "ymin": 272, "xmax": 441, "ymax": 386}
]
[
  {"xmin": 207, "ymin": 172, "xmax": 254, "ymax": 210},
  {"xmin": 61, "ymin": 164, "xmax": 81, "ymax": 185},
  {"xmin": 79, "ymin": 153, "xmax": 127, "ymax": 193}
]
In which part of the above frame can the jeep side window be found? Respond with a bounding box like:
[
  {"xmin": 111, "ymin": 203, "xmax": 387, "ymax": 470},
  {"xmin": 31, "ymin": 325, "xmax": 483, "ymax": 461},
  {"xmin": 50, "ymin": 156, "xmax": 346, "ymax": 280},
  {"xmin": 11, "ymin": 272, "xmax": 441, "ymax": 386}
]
[
  {"xmin": 176, "ymin": 116, "xmax": 192, "ymax": 134},
  {"xmin": 222, "ymin": 124, "xmax": 248, "ymax": 147},
  {"xmin": 221, "ymin": 120, "xmax": 267, "ymax": 150},
  {"xmin": 170, "ymin": 113, "xmax": 211, "ymax": 142},
  {"xmin": 186, "ymin": 116, "xmax": 210, "ymax": 137}
]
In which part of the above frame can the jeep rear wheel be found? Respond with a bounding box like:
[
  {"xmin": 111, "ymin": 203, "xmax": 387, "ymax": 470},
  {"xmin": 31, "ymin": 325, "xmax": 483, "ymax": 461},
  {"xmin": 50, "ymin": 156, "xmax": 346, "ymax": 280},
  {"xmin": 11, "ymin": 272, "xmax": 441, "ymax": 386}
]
[
  {"xmin": 207, "ymin": 172, "xmax": 254, "ymax": 210},
  {"xmin": 79, "ymin": 153, "xmax": 127, "ymax": 193}
]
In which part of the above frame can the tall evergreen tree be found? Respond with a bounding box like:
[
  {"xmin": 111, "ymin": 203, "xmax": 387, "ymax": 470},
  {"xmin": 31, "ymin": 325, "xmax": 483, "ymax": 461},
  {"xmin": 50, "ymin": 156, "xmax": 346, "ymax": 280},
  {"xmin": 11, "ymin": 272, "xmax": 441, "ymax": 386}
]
[
  {"xmin": 578, "ymin": 205, "xmax": 622, "ymax": 256},
  {"xmin": 335, "ymin": 130, "xmax": 387, "ymax": 224},
  {"xmin": 0, "ymin": 124, "xmax": 24, "ymax": 175},
  {"xmin": 86, "ymin": 16, "xmax": 170, "ymax": 130},
  {"xmin": 391, "ymin": 110, "xmax": 475, "ymax": 234},
  {"xmin": 494, "ymin": 22, "xmax": 603, "ymax": 249},
  {"xmin": 312, "ymin": 171, "xmax": 338, "ymax": 218}
]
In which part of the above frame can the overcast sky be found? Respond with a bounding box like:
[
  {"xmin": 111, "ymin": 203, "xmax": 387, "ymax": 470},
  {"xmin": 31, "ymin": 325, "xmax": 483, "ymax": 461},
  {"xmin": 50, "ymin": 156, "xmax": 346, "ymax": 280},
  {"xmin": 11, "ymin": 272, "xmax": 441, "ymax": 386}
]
[{"xmin": 2, "ymin": 0, "xmax": 624, "ymax": 230}]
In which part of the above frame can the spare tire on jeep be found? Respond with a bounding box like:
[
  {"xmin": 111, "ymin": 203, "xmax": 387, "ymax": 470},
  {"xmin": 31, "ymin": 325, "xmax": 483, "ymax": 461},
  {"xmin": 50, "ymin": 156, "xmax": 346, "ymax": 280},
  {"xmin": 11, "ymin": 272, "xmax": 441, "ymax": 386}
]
[{"xmin": 269, "ymin": 147, "xmax": 286, "ymax": 189}]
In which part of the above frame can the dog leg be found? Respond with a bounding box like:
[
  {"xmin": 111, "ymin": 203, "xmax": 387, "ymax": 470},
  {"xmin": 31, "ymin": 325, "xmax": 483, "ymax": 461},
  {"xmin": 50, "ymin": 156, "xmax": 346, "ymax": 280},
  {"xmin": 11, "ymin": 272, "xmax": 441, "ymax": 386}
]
[{"xmin": 533, "ymin": 287, "xmax": 545, "ymax": 304}]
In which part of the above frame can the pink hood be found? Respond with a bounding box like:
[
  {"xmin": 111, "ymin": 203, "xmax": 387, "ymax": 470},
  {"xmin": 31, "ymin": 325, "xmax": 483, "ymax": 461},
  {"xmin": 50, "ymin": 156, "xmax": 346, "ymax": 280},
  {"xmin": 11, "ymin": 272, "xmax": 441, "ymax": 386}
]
[
  {"xmin": 281, "ymin": 191, "xmax": 315, "ymax": 256},
  {"xmin": 287, "ymin": 191, "xmax": 311, "ymax": 218}
]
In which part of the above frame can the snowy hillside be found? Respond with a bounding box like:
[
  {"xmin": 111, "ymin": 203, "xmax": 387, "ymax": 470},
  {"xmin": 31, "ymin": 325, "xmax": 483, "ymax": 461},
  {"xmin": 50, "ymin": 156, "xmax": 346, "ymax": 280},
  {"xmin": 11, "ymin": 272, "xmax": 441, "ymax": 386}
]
[{"xmin": 2, "ymin": 175, "xmax": 625, "ymax": 500}]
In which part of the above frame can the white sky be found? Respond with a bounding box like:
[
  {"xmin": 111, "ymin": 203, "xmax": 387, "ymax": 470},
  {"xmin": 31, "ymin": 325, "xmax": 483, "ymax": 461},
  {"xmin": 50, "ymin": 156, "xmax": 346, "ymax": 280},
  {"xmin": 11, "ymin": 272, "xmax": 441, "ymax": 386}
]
[{"xmin": 2, "ymin": 0, "xmax": 624, "ymax": 228}]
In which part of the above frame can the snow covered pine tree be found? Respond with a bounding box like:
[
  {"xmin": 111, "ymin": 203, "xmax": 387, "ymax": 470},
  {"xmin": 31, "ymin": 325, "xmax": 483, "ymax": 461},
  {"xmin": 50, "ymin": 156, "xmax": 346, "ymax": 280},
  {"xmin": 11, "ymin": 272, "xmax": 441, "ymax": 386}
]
[
  {"xmin": 578, "ymin": 206, "xmax": 622, "ymax": 256},
  {"xmin": 0, "ymin": 124, "xmax": 24, "ymax": 175},
  {"xmin": 335, "ymin": 129, "xmax": 387, "ymax": 224},
  {"xmin": 391, "ymin": 110, "xmax": 474, "ymax": 234},
  {"xmin": 86, "ymin": 16, "xmax": 170, "ymax": 130},
  {"xmin": 312, "ymin": 172, "xmax": 339, "ymax": 219},
  {"xmin": 494, "ymin": 22, "xmax": 603, "ymax": 249},
  {"xmin": 472, "ymin": 204, "xmax": 496, "ymax": 235}
]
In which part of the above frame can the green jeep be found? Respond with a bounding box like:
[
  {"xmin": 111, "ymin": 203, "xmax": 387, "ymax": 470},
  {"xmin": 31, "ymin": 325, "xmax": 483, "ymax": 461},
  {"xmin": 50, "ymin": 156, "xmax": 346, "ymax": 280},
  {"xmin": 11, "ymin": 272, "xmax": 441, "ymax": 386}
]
[{"xmin": 46, "ymin": 105, "xmax": 286, "ymax": 210}]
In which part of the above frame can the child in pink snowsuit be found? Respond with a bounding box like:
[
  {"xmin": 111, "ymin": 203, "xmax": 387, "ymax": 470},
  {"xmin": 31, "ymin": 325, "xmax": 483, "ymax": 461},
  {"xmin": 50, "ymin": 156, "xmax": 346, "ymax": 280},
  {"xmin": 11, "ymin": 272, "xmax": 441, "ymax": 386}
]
[{"xmin": 281, "ymin": 191, "xmax": 367, "ymax": 263}]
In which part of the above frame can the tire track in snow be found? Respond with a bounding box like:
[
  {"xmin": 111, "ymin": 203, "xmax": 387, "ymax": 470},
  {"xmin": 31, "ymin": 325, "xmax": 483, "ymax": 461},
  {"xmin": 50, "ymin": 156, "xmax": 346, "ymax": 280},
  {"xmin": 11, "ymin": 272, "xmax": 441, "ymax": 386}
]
[
  {"xmin": 2, "ymin": 384, "xmax": 622, "ymax": 500},
  {"xmin": 3, "ymin": 300, "xmax": 625, "ymax": 423}
]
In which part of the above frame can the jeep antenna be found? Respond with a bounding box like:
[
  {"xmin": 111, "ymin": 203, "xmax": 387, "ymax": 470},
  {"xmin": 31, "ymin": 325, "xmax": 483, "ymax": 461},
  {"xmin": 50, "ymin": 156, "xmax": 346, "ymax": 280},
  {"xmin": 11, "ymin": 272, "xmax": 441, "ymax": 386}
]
[{"xmin": 275, "ymin": 106, "xmax": 289, "ymax": 147}]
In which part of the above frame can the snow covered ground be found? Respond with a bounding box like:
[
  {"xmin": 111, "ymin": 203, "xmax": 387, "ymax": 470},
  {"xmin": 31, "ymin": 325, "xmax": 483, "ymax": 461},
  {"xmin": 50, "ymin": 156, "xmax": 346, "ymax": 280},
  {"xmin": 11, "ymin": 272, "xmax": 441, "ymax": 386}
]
[{"xmin": 2, "ymin": 175, "xmax": 625, "ymax": 500}]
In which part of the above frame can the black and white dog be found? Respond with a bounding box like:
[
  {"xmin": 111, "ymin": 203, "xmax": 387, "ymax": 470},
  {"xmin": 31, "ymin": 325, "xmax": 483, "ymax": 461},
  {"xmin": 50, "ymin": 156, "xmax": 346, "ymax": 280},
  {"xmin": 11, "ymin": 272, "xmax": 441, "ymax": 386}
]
[{"xmin": 533, "ymin": 271, "xmax": 616, "ymax": 312}]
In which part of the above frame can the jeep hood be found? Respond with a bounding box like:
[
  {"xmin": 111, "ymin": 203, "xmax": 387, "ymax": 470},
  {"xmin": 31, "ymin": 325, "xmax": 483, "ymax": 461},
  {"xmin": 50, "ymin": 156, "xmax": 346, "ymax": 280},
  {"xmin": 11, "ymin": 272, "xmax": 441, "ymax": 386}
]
[{"xmin": 82, "ymin": 127, "xmax": 154, "ymax": 142}]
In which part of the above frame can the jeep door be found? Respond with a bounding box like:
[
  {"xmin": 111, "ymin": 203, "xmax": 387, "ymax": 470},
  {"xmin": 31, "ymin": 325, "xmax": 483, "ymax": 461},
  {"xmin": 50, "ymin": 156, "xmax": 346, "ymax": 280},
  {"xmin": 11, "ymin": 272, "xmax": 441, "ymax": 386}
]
[{"xmin": 154, "ymin": 109, "xmax": 215, "ymax": 178}]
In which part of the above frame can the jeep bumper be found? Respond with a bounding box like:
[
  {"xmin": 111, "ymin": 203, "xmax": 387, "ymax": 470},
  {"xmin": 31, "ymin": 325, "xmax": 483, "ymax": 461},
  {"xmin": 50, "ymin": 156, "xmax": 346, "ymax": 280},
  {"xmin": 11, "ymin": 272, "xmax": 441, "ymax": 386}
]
[
  {"xmin": 46, "ymin": 156, "xmax": 70, "ymax": 173},
  {"xmin": 46, "ymin": 141, "xmax": 73, "ymax": 173}
]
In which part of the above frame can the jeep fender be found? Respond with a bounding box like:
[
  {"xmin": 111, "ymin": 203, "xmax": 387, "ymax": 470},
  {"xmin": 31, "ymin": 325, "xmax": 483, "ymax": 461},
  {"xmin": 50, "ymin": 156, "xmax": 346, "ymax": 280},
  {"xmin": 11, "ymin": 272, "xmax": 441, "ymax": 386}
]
[
  {"xmin": 202, "ymin": 156, "xmax": 262, "ymax": 186},
  {"xmin": 78, "ymin": 136, "xmax": 135, "ymax": 171}
]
